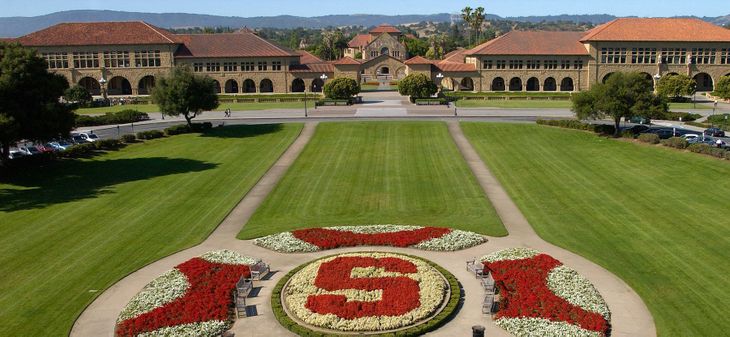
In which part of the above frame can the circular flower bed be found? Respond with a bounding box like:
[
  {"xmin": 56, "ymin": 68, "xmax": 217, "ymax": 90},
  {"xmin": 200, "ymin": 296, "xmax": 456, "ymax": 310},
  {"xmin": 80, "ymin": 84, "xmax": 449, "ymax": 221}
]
[
  {"xmin": 116, "ymin": 250, "xmax": 260, "ymax": 337},
  {"xmin": 254, "ymin": 225, "xmax": 487, "ymax": 253},
  {"xmin": 480, "ymin": 248, "xmax": 611, "ymax": 337},
  {"xmin": 272, "ymin": 252, "xmax": 460, "ymax": 336}
]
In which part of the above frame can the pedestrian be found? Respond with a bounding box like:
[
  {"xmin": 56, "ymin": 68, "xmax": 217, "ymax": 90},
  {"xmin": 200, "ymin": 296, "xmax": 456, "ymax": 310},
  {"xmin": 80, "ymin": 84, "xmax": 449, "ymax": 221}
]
[
  {"xmin": 161, "ymin": 112, "xmax": 165, "ymax": 120},
  {"xmin": 226, "ymin": 108, "xmax": 232, "ymax": 117}
]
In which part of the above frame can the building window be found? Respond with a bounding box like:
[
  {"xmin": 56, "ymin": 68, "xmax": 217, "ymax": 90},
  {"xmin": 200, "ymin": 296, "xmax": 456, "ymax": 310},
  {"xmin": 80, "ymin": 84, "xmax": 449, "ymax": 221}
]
[
  {"xmin": 392, "ymin": 50, "xmax": 400, "ymax": 58},
  {"xmin": 206, "ymin": 62, "xmax": 220, "ymax": 72},
  {"xmin": 661, "ymin": 48, "xmax": 687, "ymax": 64},
  {"xmin": 43, "ymin": 52, "xmax": 68, "ymax": 69},
  {"xmin": 258, "ymin": 61, "xmax": 268, "ymax": 71},
  {"xmin": 526, "ymin": 60, "xmax": 541, "ymax": 69},
  {"xmin": 544, "ymin": 60, "xmax": 558, "ymax": 69},
  {"xmin": 631, "ymin": 48, "xmax": 657, "ymax": 64},
  {"xmin": 691, "ymin": 48, "xmax": 716, "ymax": 64},
  {"xmin": 601, "ymin": 48, "xmax": 627, "ymax": 64},
  {"xmin": 483, "ymin": 60, "xmax": 493, "ymax": 69},
  {"xmin": 574, "ymin": 60, "xmax": 584, "ymax": 69},
  {"xmin": 243, "ymin": 62, "xmax": 255, "ymax": 71},
  {"xmin": 135, "ymin": 50, "xmax": 161, "ymax": 67},
  {"xmin": 272, "ymin": 61, "xmax": 282, "ymax": 71},
  {"xmin": 223, "ymin": 62, "xmax": 238, "ymax": 72},
  {"xmin": 722, "ymin": 49, "xmax": 729, "ymax": 64},
  {"xmin": 73, "ymin": 52, "xmax": 99, "ymax": 68},
  {"xmin": 508, "ymin": 60, "xmax": 523, "ymax": 69},
  {"xmin": 560, "ymin": 60, "xmax": 571, "ymax": 69},
  {"xmin": 370, "ymin": 51, "xmax": 378, "ymax": 58},
  {"xmin": 103, "ymin": 51, "xmax": 130, "ymax": 68},
  {"xmin": 496, "ymin": 60, "xmax": 506, "ymax": 69},
  {"xmin": 193, "ymin": 63, "xmax": 204, "ymax": 72}
]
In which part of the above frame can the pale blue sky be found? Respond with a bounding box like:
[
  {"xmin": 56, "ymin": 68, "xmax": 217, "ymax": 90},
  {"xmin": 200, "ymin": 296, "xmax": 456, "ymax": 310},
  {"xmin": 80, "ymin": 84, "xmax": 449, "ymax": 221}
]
[{"xmin": 0, "ymin": 0, "xmax": 727, "ymax": 18}]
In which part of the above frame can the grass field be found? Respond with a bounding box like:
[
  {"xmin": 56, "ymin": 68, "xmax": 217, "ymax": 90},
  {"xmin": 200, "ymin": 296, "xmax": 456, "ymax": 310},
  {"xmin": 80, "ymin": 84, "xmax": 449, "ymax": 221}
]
[
  {"xmin": 667, "ymin": 102, "xmax": 711, "ymax": 110},
  {"xmin": 239, "ymin": 122, "xmax": 506, "ymax": 239},
  {"xmin": 75, "ymin": 101, "xmax": 314, "ymax": 115},
  {"xmin": 0, "ymin": 124, "xmax": 302, "ymax": 336},
  {"xmin": 461, "ymin": 123, "xmax": 730, "ymax": 337}
]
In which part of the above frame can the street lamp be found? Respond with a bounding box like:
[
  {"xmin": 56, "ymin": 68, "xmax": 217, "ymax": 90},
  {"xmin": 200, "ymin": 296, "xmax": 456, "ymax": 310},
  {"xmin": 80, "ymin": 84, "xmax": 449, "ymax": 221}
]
[
  {"xmin": 653, "ymin": 74, "xmax": 661, "ymax": 93},
  {"xmin": 98, "ymin": 77, "xmax": 108, "ymax": 102}
]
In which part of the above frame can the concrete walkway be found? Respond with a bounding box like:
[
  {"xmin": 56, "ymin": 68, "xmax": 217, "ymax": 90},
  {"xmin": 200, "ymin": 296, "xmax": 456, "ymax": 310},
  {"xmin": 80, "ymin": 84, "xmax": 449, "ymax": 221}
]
[{"xmin": 70, "ymin": 121, "xmax": 656, "ymax": 337}]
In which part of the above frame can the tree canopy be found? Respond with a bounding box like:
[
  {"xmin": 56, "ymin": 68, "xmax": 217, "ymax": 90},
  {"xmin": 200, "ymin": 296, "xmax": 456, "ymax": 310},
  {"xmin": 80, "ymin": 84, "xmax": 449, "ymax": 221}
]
[
  {"xmin": 323, "ymin": 78, "xmax": 360, "ymax": 100},
  {"xmin": 64, "ymin": 85, "xmax": 93, "ymax": 107},
  {"xmin": 0, "ymin": 43, "xmax": 74, "ymax": 162},
  {"xmin": 572, "ymin": 72, "xmax": 667, "ymax": 136},
  {"xmin": 398, "ymin": 73, "xmax": 438, "ymax": 102},
  {"xmin": 714, "ymin": 76, "xmax": 730, "ymax": 100},
  {"xmin": 656, "ymin": 74, "xmax": 696, "ymax": 102},
  {"xmin": 151, "ymin": 65, "xmax": 219, "ymax": 127}
]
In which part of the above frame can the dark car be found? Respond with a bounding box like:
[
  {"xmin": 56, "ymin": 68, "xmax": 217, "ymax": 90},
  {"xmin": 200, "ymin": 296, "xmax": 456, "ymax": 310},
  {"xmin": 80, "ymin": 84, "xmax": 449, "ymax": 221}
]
[
  {"xmin": 20, "ymin": 146, "xmax": 41, "ymax": 155},
  {"xmin": 624, "ymin": 124, "xmax": 652, "ymax": 136},
  {"xmin": 651, "ymin": 129, "xmax": 675, "ymax": 139},
  {"xmin": 704, "ymin": 128, "xmax": 726, "ymax": 137}
]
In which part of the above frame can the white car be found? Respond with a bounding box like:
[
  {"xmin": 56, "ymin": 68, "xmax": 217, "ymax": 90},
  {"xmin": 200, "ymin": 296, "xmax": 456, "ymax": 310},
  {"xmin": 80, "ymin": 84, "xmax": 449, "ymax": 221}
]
[
  {"xmin": 72, "ymin": 132, "xmax": 100, "ymax": 142},
  {"xmin": 682, "ymin": 134, "xmax": 700, "ymax": 140}
]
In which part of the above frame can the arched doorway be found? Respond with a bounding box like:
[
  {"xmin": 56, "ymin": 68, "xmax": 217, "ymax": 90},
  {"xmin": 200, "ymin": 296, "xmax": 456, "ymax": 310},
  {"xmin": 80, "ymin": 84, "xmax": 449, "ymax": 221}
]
[
  {"xmin": 693, "ymin": 73, "xmax": 714, "ymax": 91},
  {"xmin": 260, "ymin": 79, "xmax": 274, "ymax": 93},
  {"xmin": 292, "ymin": 78, "xmax": 305, "ymax": 92},
  {"xmin": 225, "ymin": 79, "xmax": 239, "ymax": 94},
  {"xmin": 378, "ymin": 66, "xmax": 390, "ymax": 75},
  {"xmin": 526, "ymin": 77, "xmax": 540, "ymax": 91},
  {"xmin": 311, "ymin": 78, "xmax": 324, "ymax": 92},
  {"xmin": 108, "ymin": 76, "xmax": 132, "ymax": 95},
  {"xmin": 544, "ymin": 77, "xmax": 557, "ymax": 91},
  {"xmin": 602, "ymin": 73, "xmax": 615, "ymax": 84},
  {"xmin": 138, "ymin": 76, "xmax": 155, "ymax": 95},
  {"xmin": 243, "ymin": 79, "xmax": 256, "ymax": 93},
  {"xmin": 78, "ymin": 77, "xmax": 101, "ymax": 96},
  {"xmin": 560, "ymin": 77, "xmax": 575, "ymax": 92},
  {"xmin": 640, "ymin": 72, "xmax": 655, "ymax": 90},
  {"xmin": 380, "ymin": 47, "xmax": 390, "ymax": 56},
  {"xmin": 212, "ymin": 80, "xmax": 221, "ymax": 94},
  {"xmin": 460, "ymin": 78, "xmax": 474, "ymax": 91},
  {"xmin": 509, "ymin": 77, "xmax": 523, "ymax": 91},
  {"xmin": 491, "ymin": 77, "xmax": 505, "ymax": 91}
]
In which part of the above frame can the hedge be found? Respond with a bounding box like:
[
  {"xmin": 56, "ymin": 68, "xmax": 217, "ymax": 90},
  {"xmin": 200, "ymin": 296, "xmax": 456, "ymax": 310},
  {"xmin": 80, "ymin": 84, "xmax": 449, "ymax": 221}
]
[
  {"xmin": 59, "ymin": 143, "xmax": 97, "ymax": 158},
  {"xmin": 74, "ymin": 110, "xmax": 150, "ymax": 127},
  {"xmin": 638, "ymin": 133, "xmax": 660, "ymax": 144},
  {"xmin": 136, "ymin": 130, "xmax": 165, "ymax": 140},
  {"xmin": 661, "ymin": 137, "xmax": 689, "ymax": 149},
  {"xmin": 93, "ymin": 139, "xmax": 125, "ymax": 151},
  {"xmin": 271, "ymin": 254, "xmax": 462, "ymax": 337},
  {"xmin": 164, "ymin": 122, "xmax": 214, "ymax": 136},
  {"xmin": 121, "ymin": 134, "xmax": 137, "ymax": 143}
]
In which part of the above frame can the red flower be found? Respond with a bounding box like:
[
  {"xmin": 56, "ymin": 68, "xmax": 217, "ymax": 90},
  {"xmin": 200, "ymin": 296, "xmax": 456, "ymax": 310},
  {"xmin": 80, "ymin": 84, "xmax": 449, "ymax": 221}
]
[
  {"xmin": 483, "ymin": 254, "xmax": 609, "ymax": 335},
  {"xmin": 116, "ymin": 258, "xmax": 251, "ymax": 337},
  {"xmin": 293, "ymin": 227, "xmax": 451, "ymax": 249}
]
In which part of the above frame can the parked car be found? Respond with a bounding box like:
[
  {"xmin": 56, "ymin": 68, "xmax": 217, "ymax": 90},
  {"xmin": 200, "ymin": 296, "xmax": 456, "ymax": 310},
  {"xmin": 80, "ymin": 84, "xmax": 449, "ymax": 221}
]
[
  {"xmin": 47, "ymin": 141, "xmax": 70, "ymax": 151},
  {"xmin": 8, "ymin": 150, "xmax": 26, "ymax": 160},
  {"xmin": 624, "ymin": 124, "xmax": 652, "ymax": 136},
  {"xmin": 650, "ymin": 129, "xmax": 675, "ymax": 139},
  {"xmin": 19, "ymin": 146, "xmax": 41, "ymax": 155},
  {"xmin": 704, "ymin": 128, "xmax": 726, "ymax": 137},
  {"xmin": 35, "ymin": 144, "xmax": 56, "ymax": 153},
  {"xmin": 78, "ymin": 132, "xmax": 100, "ymax": 142},
  {"xmin": 682, "ymin": 134, "xmax": 701, "ymax": 140},
  {"xmin": 630, "ymin": 116, "xmax": 651, "ymax": 124}
]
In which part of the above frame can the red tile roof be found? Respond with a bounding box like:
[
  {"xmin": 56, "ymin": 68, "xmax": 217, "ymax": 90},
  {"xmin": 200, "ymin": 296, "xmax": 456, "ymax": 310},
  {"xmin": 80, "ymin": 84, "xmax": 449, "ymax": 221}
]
[
  {"xmin": 581, "ymin": 18, "xmax": 730, "ymax": 42},
  {"xmin": 175, "ymin": 31, "xmax": 298, "ymax": 58},
  {"xmin": 348, "ymin": 34, "xmax": 372, "ymax": 48},
  {"xmin": 370, "ymin": 24, "xmax": 402, "ymax": 34},
  {"xmin": 331, "ymin": 57, "xmax": 362, "ymax": 65},
  {"xmin": 442, "ymin": 48, "xmax": 468, "ymax": 63},
  {"xmin": 467, "ymin": 31, "xmax": 588, "ymax": 56},
  {"xmin": 0, "ymin": 38, "xmax": 16, "ymax": 43},
  {"xmin": 435, "ymin": 61, "xmax": 477, "ymax": 72},
  {"xmin": 404, "ymin": 56, "xmax": 434, "ymax": 65},
  {"xmin": 16, "ymin": 22, "xmax": 178, "ymax": 46},
  {"xmin": 289, "ymin": 63, "xmax": 334, "ymax": 73},
  {"xmin": 297, "ymin": 50, "xmax": 324, "ymax": 64}
]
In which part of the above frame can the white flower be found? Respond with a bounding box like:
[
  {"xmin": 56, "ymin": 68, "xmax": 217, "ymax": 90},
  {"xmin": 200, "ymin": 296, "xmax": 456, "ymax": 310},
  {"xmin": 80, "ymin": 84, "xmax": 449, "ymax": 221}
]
[
  {"xmin": 137, "ymin": 320, "xmax": 229, "ymax": 337},
  {"xmin": 118, "ymin": 269, "xmax": 189, "ymax": 322},
  {"xmin": 496, "ymin": 317, "xmax": 602, "ymax": 337},
  {"xmin": 253, "ymin": 232, "xmax": 320, "ymax": 253},
  {"xmin": 412, "ymin": 229, "xmax": 487, "ymax": 251},
  {"xmin": 547, "ymin": 265, "xmax": 611, "ymax": 320},
  {"xmin": 330, "ymin": 225, "xmax": 424, "ymax": 233},
  {"xmin": 480, "ymin": 247, "xmax": 540, "ymax": 263},
  {"xmin": 200, "ymin": 250, "xmax": 260, "ymax": 265}
]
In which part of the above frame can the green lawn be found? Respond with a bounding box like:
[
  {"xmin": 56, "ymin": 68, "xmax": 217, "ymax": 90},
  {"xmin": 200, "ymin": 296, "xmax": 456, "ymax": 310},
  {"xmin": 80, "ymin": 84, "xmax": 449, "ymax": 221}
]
[
  {"xmin": 668, "ymin": 102, "xmax": 711, "ymax": 110},
  {"xmin": 75, "ymin": 101, "xmax": 314, "ymax": 115},
  {"xmin": 239, "ymin": 122, "xmax": 506, "ymax": 239},
  {"xmin": 0, "ymin": 124, "xmax": 302, "ymax": 336},
  {"xmin": 461, "ymin": 123, "xmax": 730, "ymax": 337},
  {"xmin": 456, "ymin": 100, "xmax": 572, "ymax": 109}
]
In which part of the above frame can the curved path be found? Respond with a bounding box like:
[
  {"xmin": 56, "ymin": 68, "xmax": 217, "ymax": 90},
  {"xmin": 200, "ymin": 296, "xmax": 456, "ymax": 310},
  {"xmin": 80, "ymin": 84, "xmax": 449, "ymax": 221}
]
[{"xmin": 71, "ymin": 121, "xmax": 655, "ymax": 337}]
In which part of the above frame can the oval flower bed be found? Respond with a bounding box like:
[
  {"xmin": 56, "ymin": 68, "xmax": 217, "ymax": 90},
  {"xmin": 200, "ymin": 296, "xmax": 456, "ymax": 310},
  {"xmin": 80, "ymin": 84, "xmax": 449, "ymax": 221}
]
[
  {"xmin": 254, "ymin": 225, "xmax": 487, "ymax": 252},
  {"xmin": 116, "ymin": 250, "xmax": 260, "ymax": 337},
  {"xmin": 481, "ymin": 248, "xmax": 611, "ymax": 337},
  {"xmin": 273, "ymin": 252, "xmax": 459, "ymax": 336}
]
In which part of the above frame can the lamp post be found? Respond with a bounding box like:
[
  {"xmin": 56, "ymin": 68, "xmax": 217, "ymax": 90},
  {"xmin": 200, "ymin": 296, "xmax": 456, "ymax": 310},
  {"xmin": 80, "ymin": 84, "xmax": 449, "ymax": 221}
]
[
  {"xmin": 98, "ymin": 77, "xmax": 108, "ymax": 103},
  {"xmin": 653, "ymin": 74, "xmax": 661, "ymax": 93},
  {"xmin": 304, "ymin": 88, "xmax": 308, "ymax": 118},
  {"xmin": 319, "ymin": 74, "xmax": 328, "ymax": 109}
]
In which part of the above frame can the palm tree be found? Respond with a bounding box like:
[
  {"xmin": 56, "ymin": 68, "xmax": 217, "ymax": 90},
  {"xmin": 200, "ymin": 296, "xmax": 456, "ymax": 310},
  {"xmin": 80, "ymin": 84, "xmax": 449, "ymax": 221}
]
[
  {"xmin": 473, "ymin": 7, "xmax": 486, "ymax": 43},
  {"xmin": 461, "ymin": 7, "xmax": 473, "ymax": 45}
]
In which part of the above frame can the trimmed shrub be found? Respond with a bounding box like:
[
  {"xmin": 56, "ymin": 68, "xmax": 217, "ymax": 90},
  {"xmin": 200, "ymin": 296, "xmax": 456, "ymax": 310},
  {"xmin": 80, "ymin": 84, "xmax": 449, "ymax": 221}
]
[
  {"xmin": 74, "ymin": 109, "xmax": 150, "ymax": 127},
  {"xmin": 164, "ymin": 124, "xmax": 192, "ymax": 136},
  {"xmin": 725, "ymin": 151, "xmax": 730, "ymax": 160},
  {"xmin": 59, "ymin": 143, "xmax": 97, "ymax": 158},
  {"xmin": 93, "ymin": 139, "xmax": 125, "ymax": 151},
  {"xmin": 323, "ymin": 78, "xmax": 361, "ymax": 100},
  {"xmin": 662, "ymin": 137, "xmax": 689, "ymax": 149},
  {"xmin": 136, "ymin": 130, "xmax": 165, "ymax": 140},
  {"xmin": 688, "ymin": 143, "xmax": 712, "ymax": 154},
  {"xmin": 638, "ymin": 133, "xmax": 660, "ymax": 144},
  {"xmin": 121, "ymin": 134, "xmax": 137, "ymax": 143},
  {"xmin": 662, "ymin": 111, "xmax": 702, "ymax": 122},
  {"xmin": 708, "ymin": 147, "xmax": 727, "ymax": 158},
  {"xmin": 621, "ymin": 129, "xmax": 636, "ymax": 138},
  {"xmin": 592, "ymin": 124, "xmax": 616, "ymax": 135},
  {"xmin": 398, "ymin": 73, "xmax": 438, "ymax": 102}
]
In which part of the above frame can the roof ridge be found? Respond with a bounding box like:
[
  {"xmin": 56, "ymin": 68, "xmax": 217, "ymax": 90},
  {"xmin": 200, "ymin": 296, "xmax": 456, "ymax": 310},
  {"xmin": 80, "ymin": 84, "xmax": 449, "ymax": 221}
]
[
  {"xmin": 466, "ymin": 31, "xmax": 512, "ymax": 55},
  {"xmin": 251, "ymin": 30, "xmax": 296, "ymax": 56},
  {"xmin": 139, "ymin": 21, "xmax": 176, "ymax": 44},
  {"xmin": 580, "ymin": 18, "xmax": 621, "ymax": 41}
]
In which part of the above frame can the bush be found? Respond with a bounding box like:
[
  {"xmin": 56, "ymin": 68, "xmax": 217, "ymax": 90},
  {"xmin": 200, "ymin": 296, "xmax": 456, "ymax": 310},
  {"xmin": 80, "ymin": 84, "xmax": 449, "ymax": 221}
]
[
  {"xmin": 323, "ymin": 78, "xmax": 361, "ymax": 100},
  {"xmin": 714, "ymin": 76, "xmax": 730, "ymax": 100},
  {"xmin": 59, "ymin": 143, "xmax": 97, "ymax": 158},
  {"xmin": 74, "ymin": 109, "xmax": 150, "ymax": 127},
  {"xmin": 688, "ymin": 143, "xmax": 712, "ymax": 154},
  {"xmin": 64, "ymin": 85, "xmax": 93, "ymax": 106},
  {"xmin": 638, "ymin": 133, "xmax": 660, "ymax": 144},
  {"xmin": 398, "ymin": 73, "xmax": 438, "ymax": 102},
  {"xmin": 121, "ymin": 134, "xmax": 137, "ymax": 143},
  {"xmin": 592, "ymin": 124, "xmax": 616, "ymax": 135},
  {"xmin": 164, "ymin": 124, "xmax": 192, "ymax": 136},
  {"xmin": 93, "ymin": 139, "xmax": 124, "ymax": 151},
  {"xmin": 662, "ymin": 137, "xmax": 689, "ymax": 149},
  {"xmin": 656, "ymin": 74, "xmax": 696, "ymax": 101},
  {"xmin": 136, "ymin": 130, "xmax": 165, "ymax": 140},
  {"xmin": 621, "ymin": 129, "xmax": 635, "ymax": 138},
  {"xmin": 661, "ymin": 111, "xmax": 702, "ymax": 122},
  {"xmin": 725, "ymin": 151, "xmax": 730, "ymax": 160}
]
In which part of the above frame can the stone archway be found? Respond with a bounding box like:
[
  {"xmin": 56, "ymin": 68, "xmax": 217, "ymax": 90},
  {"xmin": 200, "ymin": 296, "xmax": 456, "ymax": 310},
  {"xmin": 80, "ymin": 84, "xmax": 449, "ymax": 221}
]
[
  {"xmin": 395, "ymin": 67, "xmax": 406, "ymax": 80},
  {"xmin": 108, "ymin": 76, "xmax": 132, "ymax": 96},
  {"xmin": 560, "ymin": 77, "xmax": 575, "ymax": 92},
  {"xmin": 243, "ymin": 79, "xmax": 256, "ymax": 93},
  {"xmin": 260, "ymin": 79, "xmax": 274, "ymax": 93},
  {"xmin": 225, "ymin": 79, "xmax": 239, "ymax": 94},
  {"xmin": 311, "ymin": 78, "xmax": 324, "ymax": 93},
  {"xmin": 78, "ymin": 77, "xmax": 101, "ymax": 96},
  {"xmin": 212, "ymin": 80, "xmax": 222, "ymax": 94},
  {"xmin": 526, "ymin": 77, "xmax": 540, "ymax": 91},
  {"xmin": 640, "ymin": 72, "xmax": 655, "ymax": 90},
  {"xmin": 460, "ymin": 77, "xmax": 474, "ymax": 91},
  {"xmin": 693, "ymin": 73, "xmax": 714, "ymax": 92},
  {"xmin": 509, "ymin": 77, "xmax": 523, "ymax": 91},
  {"xmin": 378, "ymin": 66, "xmax": 390, "ymax": 75},
  {"xmin": 138, "ymin": 75, "xmax": 155, "ymax": 95},
  {"xmin": 491, "ymin": 77, "xmax": 505, "ymax": 91},
  {"xmin": 544, "ymin": 77, "xmax": 557, "ymax": 91},
  {"xmin": 292, "ymin": 78, "xmax": 305, "ymax": 92},
  {"xmin": 602, "ymin": 73, "xmax": 615, "ymax": 84}
]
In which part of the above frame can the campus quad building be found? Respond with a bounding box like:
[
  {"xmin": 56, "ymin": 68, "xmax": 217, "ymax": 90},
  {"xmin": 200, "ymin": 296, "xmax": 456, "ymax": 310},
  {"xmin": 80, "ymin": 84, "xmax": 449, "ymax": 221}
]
[{"xmin": 7, "ymin": 18, "xmax": 730, "ymax": 97}]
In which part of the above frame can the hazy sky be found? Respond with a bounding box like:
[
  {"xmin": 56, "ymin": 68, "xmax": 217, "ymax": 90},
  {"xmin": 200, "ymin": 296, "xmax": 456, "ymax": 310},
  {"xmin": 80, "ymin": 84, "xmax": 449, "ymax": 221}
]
[{"xmin": 0, "ymin": 0, "xmax": 727, "ymax": 18}]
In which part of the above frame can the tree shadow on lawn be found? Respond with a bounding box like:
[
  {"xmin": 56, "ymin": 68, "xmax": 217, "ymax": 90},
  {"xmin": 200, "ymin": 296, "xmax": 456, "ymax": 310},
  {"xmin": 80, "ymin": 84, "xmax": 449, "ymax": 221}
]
[
  {"xmin": 0, "ymin": 157, "xmax": 216, "ymax": 212},
  {"xmin": 199, "ymin": 124, "xmax": 283, "ymax": 139}
]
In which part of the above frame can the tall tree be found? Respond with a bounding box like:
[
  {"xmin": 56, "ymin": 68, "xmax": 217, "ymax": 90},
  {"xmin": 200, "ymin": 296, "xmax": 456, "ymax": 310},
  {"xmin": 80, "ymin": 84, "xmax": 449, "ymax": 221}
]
[
  {"xmin": 151, "ymin": 66, "xmax": 219, "ymax": 127},
  {"xmin": 572, "ymin": 72, "xmax": 668, "ymax": 136},
  {"xmin": 472, "ymin": 7, "xmax": 486, "ymax": 43},
  {"xmin": 461, "ymin": 7, "xmax": 474, "ymax": 45},
  {"xmin": 656, "ymin": 74, "xmax": 696, "ymax": 102},
  {"xmin": 0, "ymin": 43, "xmax": 74, "ymax": 163}
]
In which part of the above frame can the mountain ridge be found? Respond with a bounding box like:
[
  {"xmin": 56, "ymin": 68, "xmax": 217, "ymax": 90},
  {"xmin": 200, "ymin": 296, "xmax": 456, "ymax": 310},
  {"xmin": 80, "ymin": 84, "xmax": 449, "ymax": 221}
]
[{"xmin": 0, "ymin": 10, "xmax": 728, "ymax": 38}]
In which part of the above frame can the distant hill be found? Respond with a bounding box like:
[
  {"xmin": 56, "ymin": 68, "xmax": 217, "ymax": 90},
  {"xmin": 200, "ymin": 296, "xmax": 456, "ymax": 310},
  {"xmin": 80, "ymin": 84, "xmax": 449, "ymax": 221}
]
[{"xmin": 0, "ymin": 10, "xmax": 728, "ymax": 38}]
